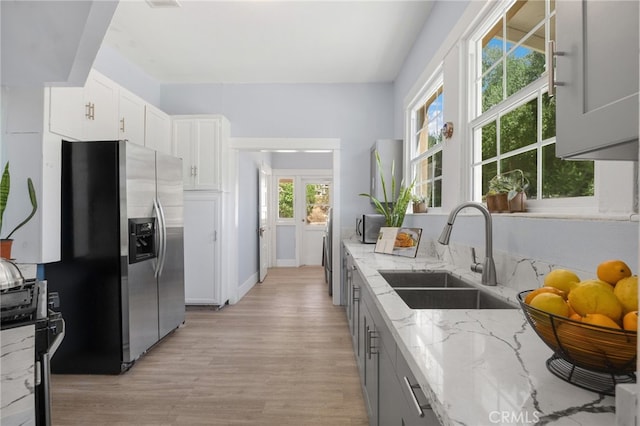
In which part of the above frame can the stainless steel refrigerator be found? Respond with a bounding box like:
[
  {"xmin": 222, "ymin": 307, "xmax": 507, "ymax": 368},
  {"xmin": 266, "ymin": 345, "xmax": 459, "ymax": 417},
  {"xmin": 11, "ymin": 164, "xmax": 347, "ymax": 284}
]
[{"xmin": 45, "ymin": 140, "xmax": 184, "ymax": 374}]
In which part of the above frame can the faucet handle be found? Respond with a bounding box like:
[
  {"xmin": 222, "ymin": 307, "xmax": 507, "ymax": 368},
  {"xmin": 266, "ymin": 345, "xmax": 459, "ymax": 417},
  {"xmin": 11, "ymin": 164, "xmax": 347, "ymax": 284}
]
[{"xmin": 470, "ymin": 247, "xmax": 483, "ymax": 273}]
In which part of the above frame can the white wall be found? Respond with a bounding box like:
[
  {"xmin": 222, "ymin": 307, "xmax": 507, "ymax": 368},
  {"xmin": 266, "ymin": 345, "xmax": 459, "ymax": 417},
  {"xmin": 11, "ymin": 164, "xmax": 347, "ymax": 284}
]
[{"xmin": 160, "ymin": 83, "xmax": 393, "ymax": 231}]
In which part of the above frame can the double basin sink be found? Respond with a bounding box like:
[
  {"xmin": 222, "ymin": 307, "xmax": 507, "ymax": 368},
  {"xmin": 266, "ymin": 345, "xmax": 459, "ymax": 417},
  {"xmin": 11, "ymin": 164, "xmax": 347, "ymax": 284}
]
[{"xmin": 379, "ymin": 270, "xmax": 517, "ymax": 310}]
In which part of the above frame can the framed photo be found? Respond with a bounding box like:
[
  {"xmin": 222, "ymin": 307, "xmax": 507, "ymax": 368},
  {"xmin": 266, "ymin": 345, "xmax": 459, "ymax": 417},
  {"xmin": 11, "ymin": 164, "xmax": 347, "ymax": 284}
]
[{"xmin": 374, "ymin": 227, "xmax": 422, "ymax": 258}]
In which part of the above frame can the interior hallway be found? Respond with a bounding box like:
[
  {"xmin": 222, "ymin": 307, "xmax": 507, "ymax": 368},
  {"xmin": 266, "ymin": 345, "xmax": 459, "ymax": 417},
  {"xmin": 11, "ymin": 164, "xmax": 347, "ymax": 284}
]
[{"xmin": 50, "ymin": 266, "xmax": 369, "ymax": 425}]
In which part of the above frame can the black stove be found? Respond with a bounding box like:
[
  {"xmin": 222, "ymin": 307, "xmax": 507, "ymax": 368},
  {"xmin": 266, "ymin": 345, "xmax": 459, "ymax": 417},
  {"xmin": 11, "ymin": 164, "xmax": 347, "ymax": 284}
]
[{"xmin": 1, "ymin": 279, "xmax": 64, "ymax": 426}]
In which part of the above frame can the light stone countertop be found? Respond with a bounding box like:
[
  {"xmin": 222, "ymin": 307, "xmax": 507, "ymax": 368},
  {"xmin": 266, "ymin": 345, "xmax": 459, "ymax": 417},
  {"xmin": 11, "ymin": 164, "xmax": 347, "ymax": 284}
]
[{"xmin": 343, "ymin": 241, "xmax": 617, "ymax": 426}]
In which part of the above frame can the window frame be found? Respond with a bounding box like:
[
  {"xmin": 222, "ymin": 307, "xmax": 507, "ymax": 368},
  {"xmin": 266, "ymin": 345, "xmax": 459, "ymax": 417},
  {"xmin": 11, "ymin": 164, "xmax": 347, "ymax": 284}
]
[
  {"xmin": 467, "ymin": 0, "xmax": 598, "ymax": 213},
  {"xmin": 408, "ymin": 70, "xmax": 445, "ymax": 211}
]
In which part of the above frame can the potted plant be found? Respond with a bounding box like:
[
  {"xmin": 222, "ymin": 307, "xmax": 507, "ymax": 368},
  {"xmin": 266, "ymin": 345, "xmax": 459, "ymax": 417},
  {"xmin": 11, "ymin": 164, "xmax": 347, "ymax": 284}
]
[
  {"xmin": 411, "ymin": 194, "xmax": 428, "ymax": 214},
  {"xmin": 0, "ymin": 163, "xmax": 38, "ymax": 259},
  {"xmin": 485, "ymin": 169, "xmax": 529, "ymax": 213},
  {"xmin": 359, "ymin": 151, "xmax": 415, "ymax": 227},
  {"xmin": 486, "ymin": 174, "xmax": 511, "ymax": 213},
  {"xmin": 502, "ymin": 169, "xmax": 529, "ymax": 212}
]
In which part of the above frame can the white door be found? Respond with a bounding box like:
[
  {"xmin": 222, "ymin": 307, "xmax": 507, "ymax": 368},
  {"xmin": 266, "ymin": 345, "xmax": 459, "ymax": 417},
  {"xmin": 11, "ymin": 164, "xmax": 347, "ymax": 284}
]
[
  {"xmin": 258, "ymin": 164, "xmax": 271, "ymax": 282},
  {"xmin": 300, "ymin": 178, "xmax": 331, "ymax": 266}
]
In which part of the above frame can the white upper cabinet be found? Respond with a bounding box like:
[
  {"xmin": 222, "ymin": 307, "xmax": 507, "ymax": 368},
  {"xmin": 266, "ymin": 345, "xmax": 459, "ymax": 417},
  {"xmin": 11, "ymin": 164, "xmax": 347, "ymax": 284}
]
[
  {"xmin": 118, "ymin": 87, "xmax": 146, "ymax": 146},
  {"xmin": 555, "ymin": 0, "xmax": 639, "ymax": 160},
  {"xmin": 172, "ymin": 115, "xmax": 230, "ymax": 191},
  {"xmin": 144, "ymin": 104, "xmax": 172, "ymax": 155},
  {"xmin": 49, "ymin": 69, "xmax": 119, "ymax": 141}
]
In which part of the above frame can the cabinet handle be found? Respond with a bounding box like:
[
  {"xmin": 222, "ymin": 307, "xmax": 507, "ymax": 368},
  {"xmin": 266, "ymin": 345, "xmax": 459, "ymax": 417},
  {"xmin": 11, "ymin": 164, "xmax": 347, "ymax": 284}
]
[
  {"xmin": 352, "ymin": 285, "xmax": 360, "ymax": 302},
  {"xmin": 547, "ymin": 40, "xmax": 563, "ymax": 97},
  {"xmin": 193, "ymin": 166, "xmax": 198, "ymax": 176},
  {"xmin": 90, "ymin": 103, "xmax": 95, "ymax": 120},
  {"xmin": 120, "ymin": 117, "xmax": 126, "ymax": 133},
  {"xmin": 367, "ymin": 328, "xmax": 378, "ymax": 359},
  {"xmin": 403, "ymin": 376, "xmax": 431, "ymax": 417},
  {"xmin": 85, "ymin": 102, "xmax": 93, "ymax": 120}
]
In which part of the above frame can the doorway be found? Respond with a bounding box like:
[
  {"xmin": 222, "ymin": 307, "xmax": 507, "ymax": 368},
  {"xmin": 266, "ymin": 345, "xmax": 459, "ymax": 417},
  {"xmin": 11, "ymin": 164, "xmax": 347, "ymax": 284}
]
[{"xmin": 299, "ymin": 177, "xmax": 331, "ymax": 266}]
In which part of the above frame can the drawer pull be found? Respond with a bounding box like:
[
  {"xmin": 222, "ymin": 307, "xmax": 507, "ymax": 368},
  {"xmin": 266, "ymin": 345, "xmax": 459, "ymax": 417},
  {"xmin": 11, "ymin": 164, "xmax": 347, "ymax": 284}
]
[{"xmin": 403, "ymin": 376, "xmax": 431, "ymax": 417}]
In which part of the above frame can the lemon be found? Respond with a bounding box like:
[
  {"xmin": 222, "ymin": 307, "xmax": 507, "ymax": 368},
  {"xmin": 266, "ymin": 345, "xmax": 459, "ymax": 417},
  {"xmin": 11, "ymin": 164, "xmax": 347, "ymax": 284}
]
[
  {"xmin": 568, "ymin": 280, "xmax": 623, "ymax": 322},
  {"xmin": 613, "ymin": 275, "xmax": 638, "ymax": 315},
  {"xmin": 543, "ymin": 269, "xmax": 580, "ymax": 294},
  {"xmin": 529, "ymin": 293, "xmax": 570, "ymax": 317}
]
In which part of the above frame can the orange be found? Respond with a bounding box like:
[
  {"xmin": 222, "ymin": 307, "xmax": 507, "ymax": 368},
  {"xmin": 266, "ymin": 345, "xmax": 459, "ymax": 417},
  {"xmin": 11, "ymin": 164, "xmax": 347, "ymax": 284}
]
[
  {"xmin": 524, "ymin": 286, "xmax": 567, "ymax": 305},
  {"xmin": 622, "ymin": 311, "xmax": 638, "ymax": 331},
  {"xmin": 529, "ymin": 293, "xmax": 570, "ymax": 317},
  {"xmin": 569, "ymin": 313, "xmax": 582, "ymax": 322},
  {"xmin": 597, "ymin": 259, "xmax": 632, "ymax": 285},
  {"xmin": 543, "ymin": 269, "xmax": 580, "ymax": 294},
  {"xmin": 581, "ymin": 313, "xmax": 621, "ymax": 329},
  {"xmin": 613, "ymin": 275, "xmax": 638, "ymax": 315}
]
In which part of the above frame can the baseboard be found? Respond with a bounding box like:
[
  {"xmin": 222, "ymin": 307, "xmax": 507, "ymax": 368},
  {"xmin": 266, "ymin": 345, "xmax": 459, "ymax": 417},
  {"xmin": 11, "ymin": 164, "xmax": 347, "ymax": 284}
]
[{"xmin": 236, "ymin": 271, "xmax": 259, "ymax": 302}]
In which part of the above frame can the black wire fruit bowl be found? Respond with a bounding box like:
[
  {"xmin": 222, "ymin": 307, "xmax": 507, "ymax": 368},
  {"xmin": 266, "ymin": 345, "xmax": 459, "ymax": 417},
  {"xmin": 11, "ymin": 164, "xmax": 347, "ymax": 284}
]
[{"xmin": 518, "ymin": 290, "xmax": 637, "ymax": 395}]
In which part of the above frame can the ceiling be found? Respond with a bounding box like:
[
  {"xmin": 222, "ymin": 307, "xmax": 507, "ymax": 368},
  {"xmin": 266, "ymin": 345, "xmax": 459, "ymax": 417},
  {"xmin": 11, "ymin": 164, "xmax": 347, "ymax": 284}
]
[{"xmin": 102, "ymin": 0, "xmax": 435, "ymax": 84}]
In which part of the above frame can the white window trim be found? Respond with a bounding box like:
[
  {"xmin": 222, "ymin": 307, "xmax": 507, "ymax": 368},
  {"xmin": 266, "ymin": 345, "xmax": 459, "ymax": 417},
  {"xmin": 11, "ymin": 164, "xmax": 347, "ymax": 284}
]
[{"xmin": 407, "ymin": 67, "xmax": 445, "ymax": 211}]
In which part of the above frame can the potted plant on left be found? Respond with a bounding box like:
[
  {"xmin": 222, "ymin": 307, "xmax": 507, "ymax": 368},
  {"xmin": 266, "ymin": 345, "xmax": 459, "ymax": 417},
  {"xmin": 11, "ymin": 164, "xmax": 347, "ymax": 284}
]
[
  {"xmin": 1, "ymin": 163, "xmax": 38, "ymax": 259},
  {"xmin": 411, "ymin": 194, "xmax": 428, "ymax": 214},
  {"xmin": 359, "ymin": 151, "xmax": 415, "ymax": 227}
]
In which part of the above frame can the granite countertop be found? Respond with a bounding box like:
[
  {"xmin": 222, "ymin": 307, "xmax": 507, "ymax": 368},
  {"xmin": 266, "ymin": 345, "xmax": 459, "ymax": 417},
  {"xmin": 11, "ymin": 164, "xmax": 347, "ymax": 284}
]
[{"xmin": 343, "ymin": 241, "xmax": 617, "ymax": 426}]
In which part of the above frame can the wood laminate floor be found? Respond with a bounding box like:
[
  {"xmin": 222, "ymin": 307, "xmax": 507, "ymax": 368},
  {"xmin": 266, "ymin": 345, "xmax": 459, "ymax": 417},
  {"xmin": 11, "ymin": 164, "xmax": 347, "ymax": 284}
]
[{"xmin": 50, "ymin": 266, "xmax": 369, "ymax": 426}]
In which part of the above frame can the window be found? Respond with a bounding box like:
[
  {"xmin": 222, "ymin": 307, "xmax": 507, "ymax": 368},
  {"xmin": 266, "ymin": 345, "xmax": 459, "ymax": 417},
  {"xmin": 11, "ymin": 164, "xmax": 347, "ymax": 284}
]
[
  {"xmin": 278, "ymin": 178, "xmax": 294, "ymax": 219},
  {"xmin": 470, "ymin": 0, "xmax": 594, "ymax": 204},
  {"xmin": 304, "ymin": 183, "xmax": 330, "ymax": 225},
  {"xmin": 410, "ymin": 80, "xmax": 444, "ymax": 208}
]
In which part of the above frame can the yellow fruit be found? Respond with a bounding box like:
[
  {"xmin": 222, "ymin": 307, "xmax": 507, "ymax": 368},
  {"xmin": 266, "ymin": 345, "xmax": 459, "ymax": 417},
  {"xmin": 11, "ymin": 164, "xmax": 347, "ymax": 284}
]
[
  {"xmin": 613, "ymin": 275, "xmax": 638, "ymax": 315},
  {"xmin": 569, "ymin": 313, "xmax": 582, "ymax": 321},
  {"xmin": 524, "ymin": 286, "xmax": 567, "ymax": 305},
  {"xmin": 581, "ymin": 313, "xmax": 621, "ymax": 329},
  {"xmin": 622, "ymin": 311, "xmax": 638, "ymax": 331},
  {"xmin": 568, "ymin": 281, "xmax": 623, "ymax": 322},
  {"xmin": 543, "ymin": 269, "xmax": 580, "ymax": 294},
  {"xmin": 529, "ymin": 293, "xmax": 570, "ymax": 317},
  {"xmin": 587, "ymin": 279, "xmax": 615, "ymax": 292},
  {"xmin": 597, "ymin": 259, "xmax": 632, "ymax": 285}
]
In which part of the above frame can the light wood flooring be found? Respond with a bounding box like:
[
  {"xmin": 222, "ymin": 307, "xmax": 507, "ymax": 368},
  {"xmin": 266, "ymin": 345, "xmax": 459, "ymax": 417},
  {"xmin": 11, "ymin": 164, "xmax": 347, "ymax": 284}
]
[{"xmin": 50, "ymin": 266, "xmax": 369, "ymax": 425}]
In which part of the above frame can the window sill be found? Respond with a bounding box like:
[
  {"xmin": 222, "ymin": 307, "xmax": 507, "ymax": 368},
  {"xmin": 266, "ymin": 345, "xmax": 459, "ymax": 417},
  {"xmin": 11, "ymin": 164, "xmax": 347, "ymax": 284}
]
[{"xmin": 407, "ymin": 211, "xmax": 639, "ymax": 222}]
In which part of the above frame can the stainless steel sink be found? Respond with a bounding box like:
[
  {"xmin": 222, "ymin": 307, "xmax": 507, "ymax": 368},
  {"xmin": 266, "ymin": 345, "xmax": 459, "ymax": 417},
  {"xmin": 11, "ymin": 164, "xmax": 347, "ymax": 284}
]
[
  {"xmin": 379, "ymin": 270, "xmax": 474, "ymax": 288},
  {"xmin": 393, "ymin": 288, "xmax": 516, "ymax": 309},
  {"xmin": 378, "ymin": 270, "xmax": 516, "ymax": 309}
]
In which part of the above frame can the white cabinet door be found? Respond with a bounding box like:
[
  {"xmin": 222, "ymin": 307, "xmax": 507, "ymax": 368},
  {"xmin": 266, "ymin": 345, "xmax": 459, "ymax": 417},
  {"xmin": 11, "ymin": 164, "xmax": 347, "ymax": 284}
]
[
  {"xmin": 184, "ymin": 195, "xmax": 220, "ymax": 305},
  {"xmin": 83, "ymin": 70, "xmax": 118, "ymax": 140},
  {"xmin": 144, "ymin": 104, "xmax": 172, "ymax": 155},
  {"xmin": 193, "ymin": 119, "xmax": 220, "ymax": 189},
  {"xmin": 172, "ymin": 116, "xmax": 228, "ymax": 190},
  {"xmin": 49, "ymin": 86, "xmax": 85, "ymax": 140},
  {"xmin": 118, "ymin": 88, "xmax": 145, "ymax": 146},
  {"xmin": 173, "ymin": 119, "xmax": 195, "ymax": 189}
]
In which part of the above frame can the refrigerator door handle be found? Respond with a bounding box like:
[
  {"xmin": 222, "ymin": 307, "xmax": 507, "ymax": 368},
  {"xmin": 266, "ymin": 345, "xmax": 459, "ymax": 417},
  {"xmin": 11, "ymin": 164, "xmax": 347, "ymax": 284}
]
[
  {"xmin": 157, "ymin": 198, "xmax": 168, "ymax": 277},
  {"xmin": 152, "ymin": 198, "xmax": 164, "ymax": 278}
]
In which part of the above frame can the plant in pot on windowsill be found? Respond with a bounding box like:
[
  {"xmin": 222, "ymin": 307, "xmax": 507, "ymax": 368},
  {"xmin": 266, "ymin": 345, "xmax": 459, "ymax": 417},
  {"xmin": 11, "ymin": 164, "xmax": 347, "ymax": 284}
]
[
  {"xmin": 411, "ymin": 194, "xmax": 428, "ymax": 214},
  {"xmin": 0, "ymin": 163, "xmax": 38, "ymax": 259},
  {"xmin": 485, "ymin": 169, "xmax": 529, "ymax": 213},
  {"xmin": 359, "ymin": 151, "xmax": 415, "ymax": 227}
]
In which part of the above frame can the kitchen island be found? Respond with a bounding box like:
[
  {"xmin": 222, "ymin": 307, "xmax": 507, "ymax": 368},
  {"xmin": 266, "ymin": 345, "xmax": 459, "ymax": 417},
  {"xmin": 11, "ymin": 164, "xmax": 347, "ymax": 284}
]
[{"xmin": 343, "ymin": 240, "xmax": 617, "ymax": 426}]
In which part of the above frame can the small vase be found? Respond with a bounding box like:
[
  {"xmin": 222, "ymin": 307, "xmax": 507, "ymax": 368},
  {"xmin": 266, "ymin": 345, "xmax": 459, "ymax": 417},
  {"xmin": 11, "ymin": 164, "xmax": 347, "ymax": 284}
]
[
  {"xmin": 1, "ymin": 239, "xmax": 13, "ymax": 259},
  {"xmin": 412, "ymin": 202, "xmax": 427, "ymax": 214},
  {"xmin": 486, "ymin": 193, "xmax": 509, "ymax": 213},
  {"xmin": 509, "ymin": 192, "xmax": 526, "ymax": 212}
]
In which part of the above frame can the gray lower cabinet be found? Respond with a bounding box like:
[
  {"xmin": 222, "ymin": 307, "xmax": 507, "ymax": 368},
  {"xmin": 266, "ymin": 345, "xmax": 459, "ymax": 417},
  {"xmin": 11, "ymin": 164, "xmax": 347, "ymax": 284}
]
[
  {"xmin": 555, "ymin": 0, "xmax": 639, "ymax": 160},
  {"xmin": 350, "ymin": 267, "xmax": 440, "ymax": 426}
]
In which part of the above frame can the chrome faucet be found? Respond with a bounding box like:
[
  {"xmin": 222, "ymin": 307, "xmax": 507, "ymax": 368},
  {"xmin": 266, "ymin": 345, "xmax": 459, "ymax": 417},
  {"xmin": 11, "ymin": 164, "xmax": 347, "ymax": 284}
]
[{"xmin": 437, "ymin": 202, "xmax": 497, "ymax": 286}]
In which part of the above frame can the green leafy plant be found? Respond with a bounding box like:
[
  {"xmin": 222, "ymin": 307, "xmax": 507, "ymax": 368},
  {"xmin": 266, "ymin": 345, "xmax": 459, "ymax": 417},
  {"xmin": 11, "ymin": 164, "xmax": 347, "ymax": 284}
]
[
  {"xmin": 487, "ymin": 169, "xmax": 529, "ymax": 201},
  {"xmin": 0, "ymin": 163, "xmax": 38, "ymax": 240},
  {"xmin": 359, "ymin": 151, "xmax": 415, "ymax": 227}
]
